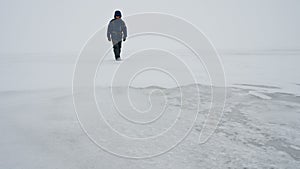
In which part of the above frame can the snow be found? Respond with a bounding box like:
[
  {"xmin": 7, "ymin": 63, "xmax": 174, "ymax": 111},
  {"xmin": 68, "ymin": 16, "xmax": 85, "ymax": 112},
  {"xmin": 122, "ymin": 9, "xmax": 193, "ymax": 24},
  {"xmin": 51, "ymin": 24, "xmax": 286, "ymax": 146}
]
[{"xmin": 0, "ymin": 51, "xmax": 300, "ymax": 168}]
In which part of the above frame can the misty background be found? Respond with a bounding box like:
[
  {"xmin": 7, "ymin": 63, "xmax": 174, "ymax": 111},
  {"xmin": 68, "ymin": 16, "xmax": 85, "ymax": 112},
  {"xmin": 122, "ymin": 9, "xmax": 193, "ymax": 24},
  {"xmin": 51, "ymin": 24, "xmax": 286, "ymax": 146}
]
[
  {"xmin": 1, "ymin": 0, "xmax": 299, "ymax": 54},
  {"xmin": 0, "ymin": 0, "xmax": 299, "ymax": 92}
]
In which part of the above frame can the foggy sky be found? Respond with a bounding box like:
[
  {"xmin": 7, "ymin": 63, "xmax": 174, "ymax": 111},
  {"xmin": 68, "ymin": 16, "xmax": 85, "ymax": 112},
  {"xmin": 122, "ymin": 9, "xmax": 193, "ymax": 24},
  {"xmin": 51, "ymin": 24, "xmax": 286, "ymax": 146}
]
[{"xmin": 0, "ymin": 0, "xmax": 299, "ymax": 54}]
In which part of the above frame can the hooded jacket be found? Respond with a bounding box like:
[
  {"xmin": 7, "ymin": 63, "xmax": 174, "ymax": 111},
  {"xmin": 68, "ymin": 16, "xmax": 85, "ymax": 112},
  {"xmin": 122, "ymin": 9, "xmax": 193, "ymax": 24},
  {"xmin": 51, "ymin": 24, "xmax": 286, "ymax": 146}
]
[{"xmin": 107, "ymin": 18, "xmax": 127, "ymax": 42}]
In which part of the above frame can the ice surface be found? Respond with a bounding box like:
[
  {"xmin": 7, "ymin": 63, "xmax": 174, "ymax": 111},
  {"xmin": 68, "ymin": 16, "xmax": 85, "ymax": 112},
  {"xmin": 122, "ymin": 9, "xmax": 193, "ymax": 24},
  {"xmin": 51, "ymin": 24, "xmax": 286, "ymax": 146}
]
[
  {"xmin": 0, "ymin": 51, "xmax": 300, "ymax": 168},
  {"xmin": 1, "ymin": 85, "xmax": 300, "ymax": 168}
]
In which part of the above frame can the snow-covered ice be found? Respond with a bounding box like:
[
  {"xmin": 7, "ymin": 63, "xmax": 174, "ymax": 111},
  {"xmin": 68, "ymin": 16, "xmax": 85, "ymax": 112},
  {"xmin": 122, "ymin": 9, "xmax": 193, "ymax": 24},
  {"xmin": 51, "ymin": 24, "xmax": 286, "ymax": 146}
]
[{"xmin": 0, "ymin": 51, "xmax": 300, "ymax": 168}]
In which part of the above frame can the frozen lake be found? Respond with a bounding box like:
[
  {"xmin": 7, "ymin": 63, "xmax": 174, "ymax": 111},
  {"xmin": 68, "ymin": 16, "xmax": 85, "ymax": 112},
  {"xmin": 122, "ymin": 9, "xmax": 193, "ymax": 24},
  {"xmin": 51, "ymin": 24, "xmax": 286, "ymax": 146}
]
[
  {"xmin": 0, "ymin": 51, "xmax": 300, "ymax": 168},
  {"xmin": 0, "ymin": 50, "xmax": 299, "ymax": 94}
]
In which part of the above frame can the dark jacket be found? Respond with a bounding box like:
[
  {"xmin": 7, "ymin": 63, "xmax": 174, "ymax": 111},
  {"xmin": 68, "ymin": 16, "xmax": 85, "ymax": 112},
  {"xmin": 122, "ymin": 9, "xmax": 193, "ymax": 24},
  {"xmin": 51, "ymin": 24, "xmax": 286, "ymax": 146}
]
[{"xmin": 107, "ymin": 18, "xmax": 127, "ymax": 42}]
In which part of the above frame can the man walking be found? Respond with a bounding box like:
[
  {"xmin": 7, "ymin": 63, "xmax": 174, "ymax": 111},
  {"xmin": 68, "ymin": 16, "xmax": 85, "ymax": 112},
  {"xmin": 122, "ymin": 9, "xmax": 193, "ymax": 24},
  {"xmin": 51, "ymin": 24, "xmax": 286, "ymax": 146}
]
[{"xmin": 107, "ymin": 10, "xmax": 127, "ymax": 61}]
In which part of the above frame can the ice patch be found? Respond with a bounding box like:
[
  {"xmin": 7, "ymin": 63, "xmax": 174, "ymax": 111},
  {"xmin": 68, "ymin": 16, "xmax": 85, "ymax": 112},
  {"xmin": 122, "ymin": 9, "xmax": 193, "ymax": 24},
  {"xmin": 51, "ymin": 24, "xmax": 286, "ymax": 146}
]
[{"xmin": 248, "ymin": 91, "xmax": 272, "ymax": 100}]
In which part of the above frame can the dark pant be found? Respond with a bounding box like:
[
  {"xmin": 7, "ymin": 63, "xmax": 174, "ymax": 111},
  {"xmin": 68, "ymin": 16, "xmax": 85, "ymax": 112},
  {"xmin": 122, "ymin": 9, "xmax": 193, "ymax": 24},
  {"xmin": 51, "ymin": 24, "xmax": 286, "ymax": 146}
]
[{"xmin": 112, "ymin": 41, "xmax": 122, "ymax": 60}]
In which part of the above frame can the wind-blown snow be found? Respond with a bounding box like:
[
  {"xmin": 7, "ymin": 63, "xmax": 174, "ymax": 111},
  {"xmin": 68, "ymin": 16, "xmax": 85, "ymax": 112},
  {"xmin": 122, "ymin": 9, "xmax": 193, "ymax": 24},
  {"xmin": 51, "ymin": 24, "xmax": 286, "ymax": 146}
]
[
  {"xmin": 0, "ymin": 51, "xmax": 300, "ymax": 168},
  {"xmin": 1, "ymin": 85, "xmax": 300, "ymax": 168}
]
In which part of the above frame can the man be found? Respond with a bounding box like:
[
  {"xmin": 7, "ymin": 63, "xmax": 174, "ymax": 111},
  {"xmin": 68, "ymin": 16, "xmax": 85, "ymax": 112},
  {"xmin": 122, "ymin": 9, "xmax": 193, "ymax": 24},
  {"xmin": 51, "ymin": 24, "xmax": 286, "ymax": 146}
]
[{"xmin": 107, "ymin": 10, "xmax": 127, "ymax": 61}]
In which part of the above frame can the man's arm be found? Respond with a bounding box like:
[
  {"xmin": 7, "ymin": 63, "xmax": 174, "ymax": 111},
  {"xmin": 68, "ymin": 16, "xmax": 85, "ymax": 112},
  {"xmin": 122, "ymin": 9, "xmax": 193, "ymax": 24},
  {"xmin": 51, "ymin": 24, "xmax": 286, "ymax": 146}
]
[
  {"xmin": 107, "ymin": 21, "xmax": 112, "ymax": 41},
  {"xmin": 122, "ymin": 21, "xmax": 127, "ymax": 41}
]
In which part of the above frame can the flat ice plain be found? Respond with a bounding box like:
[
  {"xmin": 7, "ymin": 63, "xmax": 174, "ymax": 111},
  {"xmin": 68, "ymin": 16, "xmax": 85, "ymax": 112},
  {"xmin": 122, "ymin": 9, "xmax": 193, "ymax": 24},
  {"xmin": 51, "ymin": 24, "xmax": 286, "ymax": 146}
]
[{"xmin": 0, "ymin": 50, "xmax": 300, "ymax": 168}]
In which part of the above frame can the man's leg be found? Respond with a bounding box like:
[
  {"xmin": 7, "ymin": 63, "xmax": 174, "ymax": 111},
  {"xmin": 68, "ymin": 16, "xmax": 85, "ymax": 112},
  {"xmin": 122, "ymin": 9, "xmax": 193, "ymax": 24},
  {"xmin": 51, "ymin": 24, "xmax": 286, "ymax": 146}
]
[
  {"xmin": 113, "ymin": 41, "xmax": 122, "ymax": 60},
  {"xmin": 113, "ymin": 42, "xmax": 119, "ymax": 60},
  {"xmin": 117, "ymin": 41, "xmax": 122, "ymax": 60}
]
